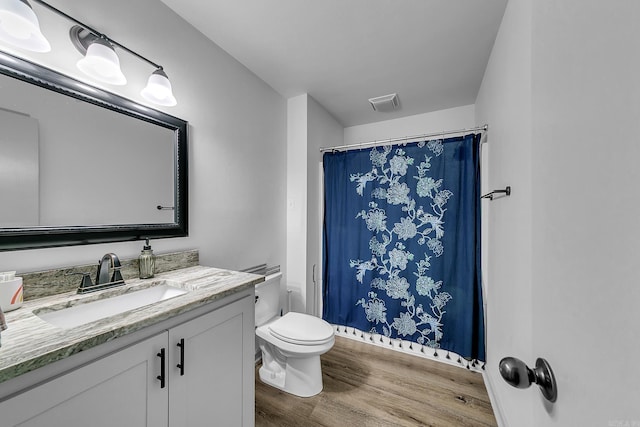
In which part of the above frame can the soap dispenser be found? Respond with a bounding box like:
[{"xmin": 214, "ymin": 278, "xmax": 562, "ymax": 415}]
[{"xmin": 139, "ymin": 238, "xmax": 156, "ymax": 279}]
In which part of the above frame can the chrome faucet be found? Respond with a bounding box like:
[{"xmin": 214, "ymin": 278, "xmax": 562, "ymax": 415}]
[{"xmin": 75, "ymin": 253, "xmax": 125, "ymax": 294}]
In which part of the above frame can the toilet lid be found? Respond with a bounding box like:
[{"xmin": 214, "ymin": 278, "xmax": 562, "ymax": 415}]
[{"xmin": 268, "ymin": 312, "xmax": 334, "ymax": 345}]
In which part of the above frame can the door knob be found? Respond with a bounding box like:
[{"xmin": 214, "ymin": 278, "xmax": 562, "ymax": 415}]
[{"xmin": 499, "ymin": 356, "xmax": 557, "ymax": 402}]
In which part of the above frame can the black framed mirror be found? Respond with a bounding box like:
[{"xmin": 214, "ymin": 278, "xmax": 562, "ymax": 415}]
[{"xmin": 0, "ymin": 50, "xmax": 188, "ymax": 251}]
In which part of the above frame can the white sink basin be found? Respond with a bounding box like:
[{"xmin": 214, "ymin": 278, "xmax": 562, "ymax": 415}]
[{"xmin": 36, "ymin": 283, "xmax": 188, "ymax": 329}]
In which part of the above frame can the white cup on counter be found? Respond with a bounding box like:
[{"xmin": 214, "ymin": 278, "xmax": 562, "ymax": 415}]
[{"xmin": 0, "ymin": 274, "xmax": 24, "ymax": 312}]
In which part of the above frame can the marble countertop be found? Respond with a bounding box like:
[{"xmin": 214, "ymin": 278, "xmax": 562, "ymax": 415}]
[{"xmin": 0, "ymin": 266, "xmax": 263, "ymax": 384}]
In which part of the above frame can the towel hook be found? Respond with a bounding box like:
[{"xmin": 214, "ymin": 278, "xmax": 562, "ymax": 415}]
[{"xmin": 481, "ymin": 186, "xmax": 511, "ymax": 201}]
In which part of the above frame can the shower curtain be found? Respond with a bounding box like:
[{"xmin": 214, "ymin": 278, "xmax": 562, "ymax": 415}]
[{"xmin": 322, "ymin": 134, "xmax": 484, "ymax": 361}]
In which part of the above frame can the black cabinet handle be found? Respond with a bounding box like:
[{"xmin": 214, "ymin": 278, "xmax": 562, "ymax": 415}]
[
  {"xmin": 157, "ymin": 348, "xmax": 166, "ymax": 388},
  {"xmin": 176, "ymin": 338, "xmax": 185, "ymax": 376}
]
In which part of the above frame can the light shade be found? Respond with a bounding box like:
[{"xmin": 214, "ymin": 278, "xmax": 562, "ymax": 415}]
[
  {"xmin": 141, "ymin": 68, "xmax": 177, "ymax": 106},
  {"xmin": 0, "ymin": 0, "xmax": 50, "ymax": 52},
  {"xmin": 76, "ymin": 37, "xmax": 126, "ymax": 85}
]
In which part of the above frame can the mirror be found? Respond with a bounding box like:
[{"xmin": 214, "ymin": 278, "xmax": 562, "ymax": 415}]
[{"xmin": 0, "ymin": 50, "xmax": 188, "ymax": 251}]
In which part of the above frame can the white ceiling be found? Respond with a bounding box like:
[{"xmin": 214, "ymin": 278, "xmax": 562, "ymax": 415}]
[{"xmin": 161, "ymin": 0, "xmax": 507, "ymax": 127}]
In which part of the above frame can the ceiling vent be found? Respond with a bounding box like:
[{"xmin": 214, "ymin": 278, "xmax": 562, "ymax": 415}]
[{"xmin": 368, "ymin": 93, "xmax": 399, "ymax": 112}]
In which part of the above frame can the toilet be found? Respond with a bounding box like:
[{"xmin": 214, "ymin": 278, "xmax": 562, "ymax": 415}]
[{"xmin": 255, "ymin": 272, "xmax": 335, "ymax": 397}]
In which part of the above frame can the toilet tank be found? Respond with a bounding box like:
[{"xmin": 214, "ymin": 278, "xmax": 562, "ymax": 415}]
[{"xmin": 255, "ymin": 272, "xmax": 282, "ymax": 327}]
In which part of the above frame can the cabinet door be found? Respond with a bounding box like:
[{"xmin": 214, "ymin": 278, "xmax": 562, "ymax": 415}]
[
  {"xmin": 0, "ymin": 333, "xmax": 168, "ymax": 427},
  {"xmin": 168, "ymin": 295, "xmax": 254, "ymax": 427}
]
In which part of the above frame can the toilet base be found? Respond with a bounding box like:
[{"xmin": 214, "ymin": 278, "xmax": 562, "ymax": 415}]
[{"xmin": 258, "ymin": 347, "xmax": 324, "ymax": 397}]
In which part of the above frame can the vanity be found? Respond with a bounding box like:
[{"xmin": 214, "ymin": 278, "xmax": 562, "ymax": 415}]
[
  {"xmin": 0, "ymin": 266, "xmax": 261, "ymax": 427},
  {"xmin": 0, "ymin": 16, "xmax": 260, "ymax": 426}
]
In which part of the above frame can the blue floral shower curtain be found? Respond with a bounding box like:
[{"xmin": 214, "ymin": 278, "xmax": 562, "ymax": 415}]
[{"xmin": 322, "ymin": 134, "xmax": 484, "ymax": 361}]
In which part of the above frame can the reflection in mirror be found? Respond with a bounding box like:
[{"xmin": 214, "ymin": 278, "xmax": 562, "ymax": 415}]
[
  {"xmin": 0, "ymin": 108, "xmax": 39, "ymax": 227},
  {"xmin": 0, "ymin": 50, "xmax": 188, "ymax": 251},
  {"xmin": 0, "ymin": 73, "xmax": 175, "ymax": 227}
]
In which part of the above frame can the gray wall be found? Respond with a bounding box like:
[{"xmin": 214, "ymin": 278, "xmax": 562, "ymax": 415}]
[
  {"xmin": 306, "ymin": 96, "xmax": 343, "ymax": 315},
  {"xmin": 286, "ymin": 94, "xmax": 342, "ymax": 314},
  {"xmin": 0, "ymin": 0, "xmax": 286, "ymax": 274}
]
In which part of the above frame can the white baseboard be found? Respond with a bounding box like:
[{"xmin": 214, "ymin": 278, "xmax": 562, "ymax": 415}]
[{"xmin": 483, "ymin": 369, "xmax": 508, "ymax": 427}]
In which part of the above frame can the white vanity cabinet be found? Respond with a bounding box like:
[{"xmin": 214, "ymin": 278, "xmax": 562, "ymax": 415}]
[
  {"xmin": 168, "ymin": 294, "xmax": 255, "ymax": 426},
  {"xmin": 0, "ymin": 333, "xmax": 168, "ymax": 427},
  {"xmin": 0, "ymin": 293, "xmax": 255, "ymax": 427}
]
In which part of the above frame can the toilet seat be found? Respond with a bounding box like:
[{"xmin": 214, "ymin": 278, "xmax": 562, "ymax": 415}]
[{"xmin": 268, "ymin": 312, "xmax": 334, "ymax": 346}]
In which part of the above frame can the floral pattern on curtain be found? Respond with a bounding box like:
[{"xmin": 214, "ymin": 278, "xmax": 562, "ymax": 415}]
[{"xmin": 323, "ymin": 134, "xmax": 485, "ymax": 361}]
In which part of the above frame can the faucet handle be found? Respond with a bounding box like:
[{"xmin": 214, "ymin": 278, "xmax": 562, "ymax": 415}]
[
  {"xmin": 66, "ymin": 272, "xmax": 94, "ymax": 291},
  {"xmin": 111, "ymin": 266, "xmax": 124, "ymax": 284}
]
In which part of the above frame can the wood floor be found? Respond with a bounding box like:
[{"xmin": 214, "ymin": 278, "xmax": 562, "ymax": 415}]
[{"xmin": 255, "ymin": 336, "xmax": 497, "ymax": 427}]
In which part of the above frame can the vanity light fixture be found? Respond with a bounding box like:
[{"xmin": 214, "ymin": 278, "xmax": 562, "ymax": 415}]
[
  {"xmin": 0, "ymin": 0, "xmax": 50, "ymax": 52},
  {"xmin": 141, "ymin": 68, "xmax": 177, "ymax": 106},
  {"xmin": 0, "ymin": 0, "xmax": 177, "ymax": 106},
  {"xmin": 71, "ymin": 26, "xmax": 126, "ymax": 86}
]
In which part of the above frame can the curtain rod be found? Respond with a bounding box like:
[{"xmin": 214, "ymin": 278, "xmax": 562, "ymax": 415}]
[{"xmin": 320, "ymin": 124, "xmax": 488, "ymax": 153}]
